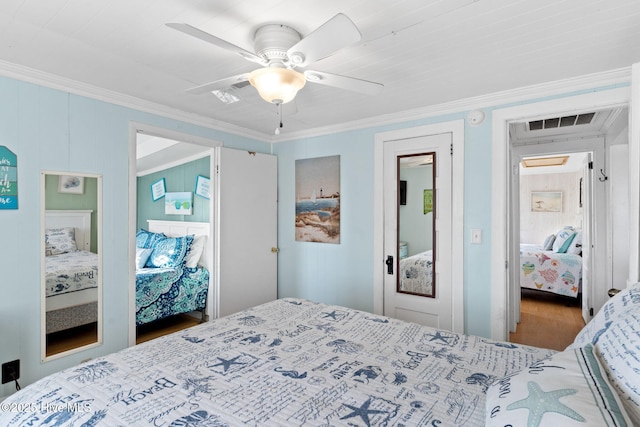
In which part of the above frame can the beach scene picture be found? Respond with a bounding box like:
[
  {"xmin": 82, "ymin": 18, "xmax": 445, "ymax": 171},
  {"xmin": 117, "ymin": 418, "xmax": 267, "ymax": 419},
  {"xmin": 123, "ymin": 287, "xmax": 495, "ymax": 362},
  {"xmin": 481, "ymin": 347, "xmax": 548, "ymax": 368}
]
[
  {"xmin": 531, "ymin": 191, "xmax": 562, "ymax": 212},
  {"xmin": 295, "ymin": 155, "xmax": 340, "ymax": 243}
]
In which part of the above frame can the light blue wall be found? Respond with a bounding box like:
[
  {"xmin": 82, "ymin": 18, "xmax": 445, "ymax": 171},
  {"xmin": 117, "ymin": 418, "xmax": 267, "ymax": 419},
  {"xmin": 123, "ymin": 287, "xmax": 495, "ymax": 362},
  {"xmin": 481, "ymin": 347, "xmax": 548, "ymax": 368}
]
[
  {"xmin": 0, "ymin": 76, "xmax": 268, "ymax": 397},
  {"xmin": 274, "ymin": 83, "xmax": 630, "ymax": 339},
  {"xmin": 136, "ymin": 157, "xmax": 210, "ymax": 230}
]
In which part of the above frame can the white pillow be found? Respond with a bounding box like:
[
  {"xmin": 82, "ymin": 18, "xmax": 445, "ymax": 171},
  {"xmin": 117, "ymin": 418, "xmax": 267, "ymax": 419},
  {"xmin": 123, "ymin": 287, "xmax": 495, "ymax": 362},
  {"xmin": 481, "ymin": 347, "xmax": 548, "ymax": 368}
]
[
  {"xmin": 552, "ymin": 227, "xmax": 576, "ymax": 253},
  {"xmin": 567, "ymin": 231, "xmax": 582, "ymax": 255},
  {"xmin": 486, "ymin": 344, "xmax": 631, "ymax": 426},
  {"xmin": 184, "ymin": 235, "xmax": 206, "ymax": 268},
  {"xmin": 594, "ymin": 309, "xmax": 640, "ymax": 426},
  {"xmin": 135, "ymin": 247, "xmax": 153, "ymax": 269},
  {"xmin": 45, "ymin": 227, "xmax": 78, "ymax": 255},
  {"xmin": 568, "ymin": 282, "xmax": 640, "ymax": 350}
]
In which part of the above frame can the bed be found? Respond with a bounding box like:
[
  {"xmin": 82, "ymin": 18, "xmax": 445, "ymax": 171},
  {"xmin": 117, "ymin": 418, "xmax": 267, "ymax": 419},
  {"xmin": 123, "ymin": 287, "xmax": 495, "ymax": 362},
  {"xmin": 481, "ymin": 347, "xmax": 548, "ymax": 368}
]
[
  {"xmin": 399, "ymin": 250, "xmax": 433, "ymax": 294},
  {"xmin": 519, "ymin": 227, "xmax": 583, "ymax": 298},
  {"xmin": 135, "ymin": 220, "xmax": 211, "ymax": 326},
  {"xmin": 3, "ymin": 288, "xmax": 638, "ymax": 426},
  {"xmin": 519, "ymin": 244, "xmax": 582, "ymax": 297},
  {"xmin": 44, "ymin": 210, "xmax": 99, "ymax": 334}
]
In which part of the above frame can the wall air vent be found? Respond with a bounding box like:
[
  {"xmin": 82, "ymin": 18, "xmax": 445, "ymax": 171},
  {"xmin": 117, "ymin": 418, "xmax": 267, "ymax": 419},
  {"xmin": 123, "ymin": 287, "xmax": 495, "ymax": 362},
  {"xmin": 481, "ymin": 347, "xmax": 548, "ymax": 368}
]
[{"xmin": 528, "ymin": 112, "xmax": 595, "ymax": 131}]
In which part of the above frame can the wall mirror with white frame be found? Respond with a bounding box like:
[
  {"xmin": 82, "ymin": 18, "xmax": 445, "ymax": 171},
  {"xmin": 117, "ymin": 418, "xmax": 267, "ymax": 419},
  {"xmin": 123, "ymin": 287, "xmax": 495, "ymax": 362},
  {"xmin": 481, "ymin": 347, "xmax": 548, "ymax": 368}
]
[{"xmin": 41, "ymin": 171, "xmax": 102, "ymax": 361}]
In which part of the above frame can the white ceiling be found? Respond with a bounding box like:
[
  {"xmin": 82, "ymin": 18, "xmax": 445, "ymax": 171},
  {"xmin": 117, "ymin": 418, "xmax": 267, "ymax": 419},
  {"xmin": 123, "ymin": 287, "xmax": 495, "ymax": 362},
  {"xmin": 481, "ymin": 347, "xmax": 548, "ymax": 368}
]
[{"xmin": 1, "ymin": 0, "xmax": 640, "ymax": 140}]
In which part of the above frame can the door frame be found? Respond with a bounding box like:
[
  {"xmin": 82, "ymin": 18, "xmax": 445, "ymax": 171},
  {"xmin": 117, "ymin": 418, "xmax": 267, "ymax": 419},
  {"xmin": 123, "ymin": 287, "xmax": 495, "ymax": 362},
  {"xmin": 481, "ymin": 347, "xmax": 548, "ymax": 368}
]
[
  {"xmin": 490, "ymin": 87, "xmax": 633, "ymax": 340},
  {"xmin": 510, "ymin": 141, "xmax": 603, "ymax": 333},
  {"xmin": 374, "ymin": 120, "xmax": 465, "ymax": 333},
  {"xmin": 127, "ymin": 122, "xmax": 221, "ymax": 346}
]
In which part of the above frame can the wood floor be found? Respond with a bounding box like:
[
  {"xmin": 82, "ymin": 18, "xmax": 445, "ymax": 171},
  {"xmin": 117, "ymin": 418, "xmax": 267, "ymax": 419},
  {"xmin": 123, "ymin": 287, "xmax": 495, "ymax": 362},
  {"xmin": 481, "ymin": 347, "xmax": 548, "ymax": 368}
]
[
  {"xmin": 136, "ymin": 313, "xmax": 201, "ymax": 344},
  {"xmin": 46, "ymin": 322, "xmax": 98, "ymax": 357},
  {"xmin": 509, "ymin": 288, "xmax": 585, "ymax": 351},
  {"xmin": 45, "ymin": 314, "xmax": 200, "ymax": 355}
]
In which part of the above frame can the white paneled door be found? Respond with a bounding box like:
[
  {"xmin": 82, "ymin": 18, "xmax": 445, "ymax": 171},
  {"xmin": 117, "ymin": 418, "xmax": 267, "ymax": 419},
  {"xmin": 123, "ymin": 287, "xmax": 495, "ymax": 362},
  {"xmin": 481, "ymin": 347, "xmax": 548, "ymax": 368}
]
[
  {"xmin": 216, "ymin": 147, "xmax": 278, "ymax": 317},
  {"xmin": 383, "ymin": 132, "xmax": 454, "ymax": 330}
]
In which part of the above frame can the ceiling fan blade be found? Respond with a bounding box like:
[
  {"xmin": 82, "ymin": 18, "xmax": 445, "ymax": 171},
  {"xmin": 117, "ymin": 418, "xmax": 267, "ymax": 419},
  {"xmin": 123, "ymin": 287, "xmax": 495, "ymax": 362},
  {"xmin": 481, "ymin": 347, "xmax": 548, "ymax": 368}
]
[
  {"xmin": 166, "ymin": 23, "xmax": 265, "ymax": 65},
  {"xmin": 304, "ymin": 70, "xmax": 383, "ymax": 96},
  {"xmin": 185, "ymin": 73, "xmax": 250, "ymax": 95},
  {"xmin": 287, "ymin": 14, "xmax": 361, "ymax": 68}
]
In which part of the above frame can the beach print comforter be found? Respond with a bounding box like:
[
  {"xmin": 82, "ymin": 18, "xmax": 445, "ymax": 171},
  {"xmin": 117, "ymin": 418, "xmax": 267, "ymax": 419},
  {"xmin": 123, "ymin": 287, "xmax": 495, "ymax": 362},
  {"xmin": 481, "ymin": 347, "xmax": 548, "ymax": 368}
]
[
  {"xmin": 520, "ymin": 244, "xmax": 582, "ymax": 297},
  {"xmin": 45, "ymin": 250, "xmax": 98, "ymax": 298},
  {"xmin": 0, "ymin": 298, "xmax": 555, "ymax": 426},
  {"xmin": 399, "ymin": 250, "xmax": 433, "ymax": 294}
]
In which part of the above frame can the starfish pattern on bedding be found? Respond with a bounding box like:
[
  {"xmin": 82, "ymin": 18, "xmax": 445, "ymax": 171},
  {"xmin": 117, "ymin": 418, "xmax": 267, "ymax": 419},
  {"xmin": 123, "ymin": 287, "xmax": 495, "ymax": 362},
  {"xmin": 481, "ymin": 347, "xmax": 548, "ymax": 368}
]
[
  {"xmin": 209, "ymin": 355, "xmax": 246, "ymax": 372},
  {"xmin": 507, "ymin": 381, "xmax": 584, "ymax": 426},
  {"xmin": 340, "ymin": 398, "xmax": 388, "ymax": 426},
  {"xmin": 321, "ymin": 310, "xmax": 340, "ymax": 320},
  {"xmin": 428, "ymin": 331, "xmax": 453, "ymax": 345}
]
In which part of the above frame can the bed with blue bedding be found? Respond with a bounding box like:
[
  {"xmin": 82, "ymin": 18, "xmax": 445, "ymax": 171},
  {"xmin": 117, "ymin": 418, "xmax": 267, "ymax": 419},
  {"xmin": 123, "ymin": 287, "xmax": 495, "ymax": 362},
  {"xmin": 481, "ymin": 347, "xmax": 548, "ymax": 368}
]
[
  {"xmin": 135, "ymin": 265, "xmax": 209, "ymax": 325},
  {"xmin": 2, "ymin": 289, "xmax": 639, "ymax": 426},
  {"xmin": 135, "ymin": 227, "xmax": 210, "ymax": 325}
]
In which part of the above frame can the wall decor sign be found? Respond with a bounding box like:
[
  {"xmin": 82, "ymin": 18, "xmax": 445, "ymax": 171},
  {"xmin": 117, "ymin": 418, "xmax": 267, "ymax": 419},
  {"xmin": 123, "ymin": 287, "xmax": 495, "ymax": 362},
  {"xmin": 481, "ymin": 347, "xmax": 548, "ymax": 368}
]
[
  {"xmin": 151, "ymin": 178, "xmax": 166, "ymax": 201},
  {"xmin": 195, "ymin": 175, "xmax": 211, "ymax": 199},
  {"xmin": 58, "ymin": 175, "xmax": 85, "ymax": 194},
  {"xmin": 531, "ymin": 191, "xmax": 562, "ymax": 212},
  {"xmin": 295, "ymin": 155, "xmax": 340, "ymax": 244},
  {"xmin": 0, "ymin": 146, "xmax": 18, "ymax": 209},
  {"xmin": 165, "ymin": 192, "xmax": 193, "ymax": 215}
]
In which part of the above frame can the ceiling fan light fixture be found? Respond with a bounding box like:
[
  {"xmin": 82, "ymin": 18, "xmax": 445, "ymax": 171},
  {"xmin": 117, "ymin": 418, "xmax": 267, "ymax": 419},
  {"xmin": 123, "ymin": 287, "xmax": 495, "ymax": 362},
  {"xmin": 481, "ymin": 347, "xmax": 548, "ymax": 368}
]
[{"xmin": 248, "ymin": 67, "xmax": 306, "ymax": 104}]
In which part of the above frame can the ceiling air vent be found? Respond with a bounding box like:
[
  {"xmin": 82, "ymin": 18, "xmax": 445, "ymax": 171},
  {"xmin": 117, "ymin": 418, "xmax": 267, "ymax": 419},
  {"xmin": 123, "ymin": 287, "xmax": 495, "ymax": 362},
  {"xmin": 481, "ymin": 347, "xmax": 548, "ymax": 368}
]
[{"xmin": 528, "ymin": 112, "xmax": 595, "ymax": 131}]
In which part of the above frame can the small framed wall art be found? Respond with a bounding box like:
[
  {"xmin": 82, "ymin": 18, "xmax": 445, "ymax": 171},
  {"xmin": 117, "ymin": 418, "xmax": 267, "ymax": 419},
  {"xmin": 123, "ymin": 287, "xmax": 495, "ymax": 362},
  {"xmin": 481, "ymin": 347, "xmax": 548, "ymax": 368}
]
[
  {"xmin": 58, "ymin": 175, "xmax": 84, "ymax": 194},
  {"xmin": 151, "ymin": 178, "xmax": 166, "ymax": 201},
  {"xmin": 165, "ymin": 192, "xmax": 193, "ymax": 215},
  {"xmin": 195, "ymin": 175, "xmax": 211, "ymax": 199}
]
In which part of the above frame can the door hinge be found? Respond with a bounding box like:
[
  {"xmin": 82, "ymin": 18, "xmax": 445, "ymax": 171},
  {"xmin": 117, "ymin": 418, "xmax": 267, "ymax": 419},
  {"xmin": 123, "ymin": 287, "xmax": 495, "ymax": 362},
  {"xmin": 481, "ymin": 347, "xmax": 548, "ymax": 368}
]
[
  {"xmin": 505, "ymin": 260, "xmax": 508, "ymax": 269},
  {"xmin": 450, "ymin": 143, "xmax": 453, "ymax": 156},
  {"xmin": 588, "ymin": 161, "xmax": 593, "ymax": 170},
  {"xmin": 589, "ymin": 307, "xmax": 594, "ymax": 316}
]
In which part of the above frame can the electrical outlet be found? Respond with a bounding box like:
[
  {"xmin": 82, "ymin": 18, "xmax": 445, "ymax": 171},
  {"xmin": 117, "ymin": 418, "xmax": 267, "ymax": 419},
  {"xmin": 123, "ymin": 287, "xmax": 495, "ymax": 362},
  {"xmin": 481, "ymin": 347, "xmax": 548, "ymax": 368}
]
[{"xmin": 1, "ymin": 360, "xmax": 20, "ymax": 384}]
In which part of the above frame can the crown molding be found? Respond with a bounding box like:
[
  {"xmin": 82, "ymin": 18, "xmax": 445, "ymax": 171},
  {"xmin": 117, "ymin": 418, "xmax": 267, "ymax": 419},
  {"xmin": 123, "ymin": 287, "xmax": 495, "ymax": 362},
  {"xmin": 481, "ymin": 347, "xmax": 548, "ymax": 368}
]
[
  {"xmin": 274, "ymin": 67, "xmax": 632, "ymax": 142},
  {"xmin": 0, "ymin": 60, "xmax": 272, "ymax": 143},
  {"xmin": 0, "ymin": 60, "xmax": 630, "ymax": 144}
]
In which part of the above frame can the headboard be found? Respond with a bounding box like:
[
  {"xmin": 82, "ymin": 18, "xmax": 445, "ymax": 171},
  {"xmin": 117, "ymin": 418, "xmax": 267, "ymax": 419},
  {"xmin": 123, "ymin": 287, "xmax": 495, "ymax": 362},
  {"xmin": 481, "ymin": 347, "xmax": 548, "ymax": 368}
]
[
  {"xmin": 147, "ymin": 220, "xmax": 211, "ymax": 270},
  {"xmin": 45, "ymin": 210, "xmax": 92, "ymax": 252}
]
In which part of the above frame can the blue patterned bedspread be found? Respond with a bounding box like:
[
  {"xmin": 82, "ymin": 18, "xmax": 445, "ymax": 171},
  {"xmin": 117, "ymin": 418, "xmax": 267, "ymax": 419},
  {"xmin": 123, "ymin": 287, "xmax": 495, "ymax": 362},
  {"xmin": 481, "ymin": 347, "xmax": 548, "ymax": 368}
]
[
  {"xmin": 135, "ymin": 265, "xmax": 209, "ymax": 325},
  {"xmin": 0, "ymin": 298, "xmax": 555, "ymax": 426}
]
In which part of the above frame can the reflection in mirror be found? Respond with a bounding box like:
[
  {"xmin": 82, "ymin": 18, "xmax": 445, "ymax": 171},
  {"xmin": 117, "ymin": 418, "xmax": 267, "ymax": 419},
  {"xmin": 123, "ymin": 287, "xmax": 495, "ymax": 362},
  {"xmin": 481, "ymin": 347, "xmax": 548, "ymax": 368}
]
[
  {"xmin": 397, "ymin": 153, "xmax": 436, "ymax": 297},
  {"xmin": 41, "ymin": 172, "xmax": 102, "ymax": 361}
]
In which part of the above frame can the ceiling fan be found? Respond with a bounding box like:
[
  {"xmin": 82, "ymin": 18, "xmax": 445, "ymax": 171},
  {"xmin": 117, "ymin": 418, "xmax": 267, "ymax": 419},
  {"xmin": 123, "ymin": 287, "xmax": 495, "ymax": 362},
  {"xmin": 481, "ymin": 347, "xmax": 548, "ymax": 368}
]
[{"xmin": 166, "ymin": 13, "xmax": 384, "ymax": 106}]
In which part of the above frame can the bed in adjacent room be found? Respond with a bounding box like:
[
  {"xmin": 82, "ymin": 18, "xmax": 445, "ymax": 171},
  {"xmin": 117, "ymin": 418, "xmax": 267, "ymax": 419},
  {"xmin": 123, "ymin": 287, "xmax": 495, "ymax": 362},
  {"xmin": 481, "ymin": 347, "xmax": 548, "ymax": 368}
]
[
  {"xmin": 44, "ymin": 210, "xmax": 99, "ymax": 334},
  {"xmin": 519, "ymin": 227, "xmax": 583, "ymax": 298},
  {"xmin": 135, "ymin": 220, "xmax": 211, "ymax": 326},
  {"xmin": 3, "ymin": 284, "xmax": 638, "ymax": 426}
]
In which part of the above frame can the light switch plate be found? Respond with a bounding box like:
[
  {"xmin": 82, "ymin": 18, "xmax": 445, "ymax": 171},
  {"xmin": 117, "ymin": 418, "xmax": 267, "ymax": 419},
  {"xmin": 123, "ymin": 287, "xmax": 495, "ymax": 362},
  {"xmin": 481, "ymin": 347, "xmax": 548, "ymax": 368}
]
[{"xmin": 471, "ymin": 228, "xmax": 482, "ymax": 244}]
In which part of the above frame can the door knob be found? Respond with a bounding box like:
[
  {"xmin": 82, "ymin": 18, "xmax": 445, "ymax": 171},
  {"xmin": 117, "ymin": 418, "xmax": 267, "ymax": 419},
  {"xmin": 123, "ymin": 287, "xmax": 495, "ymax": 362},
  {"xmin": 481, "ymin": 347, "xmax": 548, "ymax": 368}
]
[{"xmin": 271, "ymin": 247, "xmax": 279, "ymax": 253}]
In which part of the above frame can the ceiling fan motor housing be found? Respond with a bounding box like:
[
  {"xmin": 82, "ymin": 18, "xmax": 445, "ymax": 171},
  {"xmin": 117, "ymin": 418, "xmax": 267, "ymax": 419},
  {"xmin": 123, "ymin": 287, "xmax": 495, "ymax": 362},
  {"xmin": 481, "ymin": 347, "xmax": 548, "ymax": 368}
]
[{"xmin": 253, "ymin": 24, "xmax": 301, "ymax": 65}]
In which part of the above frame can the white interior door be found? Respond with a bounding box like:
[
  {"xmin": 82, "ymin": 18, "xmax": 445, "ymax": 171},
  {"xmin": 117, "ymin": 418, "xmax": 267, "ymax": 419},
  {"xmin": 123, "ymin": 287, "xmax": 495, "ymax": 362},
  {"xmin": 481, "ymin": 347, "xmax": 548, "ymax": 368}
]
[
  {"xmin": 383, "ymin": 133, "xmax": 453, "ymax": 330},
  {"xmin": 508, "ymin": 152, "xmax": 521, "ymax": 333},
  {"xmin": 216, "ymin": 147, "xmax": 278, "ymax": 317},
  {"xmin": 581, "ymin": 154, "xmax": 593, "ymax": 323}
]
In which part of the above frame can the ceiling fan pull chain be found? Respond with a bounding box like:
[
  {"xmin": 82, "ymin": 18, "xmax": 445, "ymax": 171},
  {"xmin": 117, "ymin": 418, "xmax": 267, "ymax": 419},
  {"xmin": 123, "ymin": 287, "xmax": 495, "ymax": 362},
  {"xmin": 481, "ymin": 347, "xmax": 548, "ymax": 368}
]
[{"xmin": 275, "ymin": 102, "xmax": 283, "ymax": 135}]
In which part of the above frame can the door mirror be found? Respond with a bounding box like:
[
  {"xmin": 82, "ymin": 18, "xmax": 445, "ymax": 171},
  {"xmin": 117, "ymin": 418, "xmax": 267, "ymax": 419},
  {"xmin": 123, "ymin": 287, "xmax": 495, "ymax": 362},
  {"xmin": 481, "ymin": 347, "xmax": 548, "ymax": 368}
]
[
  {"xmin": 41, "ymin": 172, "xmax": 102, "ymax": 361},
  {"xmin": 397, "ymin": 153, "xmax": 436, "ymax": 298}
]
